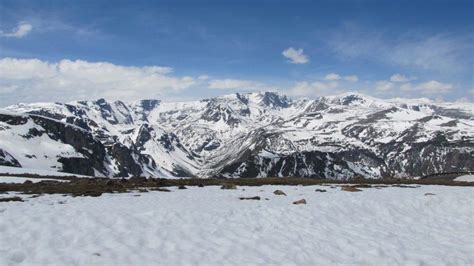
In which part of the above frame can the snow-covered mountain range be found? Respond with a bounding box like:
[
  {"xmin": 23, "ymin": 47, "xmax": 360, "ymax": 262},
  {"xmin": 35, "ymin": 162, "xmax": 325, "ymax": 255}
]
[{"xmin": 0, "ymin": 92, "xmax": 473, "ymax": 179}]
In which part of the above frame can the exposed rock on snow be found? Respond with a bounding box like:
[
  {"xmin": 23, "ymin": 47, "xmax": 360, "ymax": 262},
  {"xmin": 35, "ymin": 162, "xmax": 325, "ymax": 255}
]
[
  {"xmin": 0, "ymin": 196, "xmax": 23, "ymax": 202},
  {"xmin": 292, "ymin": 198, "xmax": 307, "ymax": 205},
  {"xmin": 239, "ymin": 196, "xmax": 261, "ymax": 200},
  {"xmin": 273, "ymin": 189, "xmax": 287, "ymax": 196},
  {"xmin": 221, "ymin": 184, "xmax": 237, "ymax": 189},
  {"xmin": 1, "ymin": 92, "xmax": 473, "ymax": 178},
  {"xmin": 341, "ymin": 186, "xmax": 362, "ymax": 192},
  {"xmin": 0, "ymin": 185, "xmax": 473, "ymax": 265}
]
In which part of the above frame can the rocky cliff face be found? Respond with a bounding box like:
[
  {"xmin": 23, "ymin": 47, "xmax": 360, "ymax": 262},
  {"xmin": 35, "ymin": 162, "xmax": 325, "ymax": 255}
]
[{"xmin": 0, "ymin": 92, "xmax": 472, "ymax": 179}]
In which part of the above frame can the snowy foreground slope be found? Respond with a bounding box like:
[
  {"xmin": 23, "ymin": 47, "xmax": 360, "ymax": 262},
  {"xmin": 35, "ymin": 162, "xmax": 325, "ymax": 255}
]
[
  {"xmin": 0, "ymin": 92, "xmax": 473, "ymax": 178},
  {"xmin": 1, "ymin": 185, "xmax": 473, "ymax": 265}
]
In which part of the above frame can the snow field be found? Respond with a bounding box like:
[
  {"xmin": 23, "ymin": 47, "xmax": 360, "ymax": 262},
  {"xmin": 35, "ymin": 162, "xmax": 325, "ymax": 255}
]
[
  {"xmin": 0, "ymin": 166, "xmax": 89, "ymax": 177},
  {"xmin": 0, "ymin": 176, "xmax": 69, "ymax": 184},
  {"xmin": 455, "ymin": 175, "xmax": 474, "ymax": 182},
  {"xmin": 0, "ymin": 185, "xmax": 473, "ymax": 265}
]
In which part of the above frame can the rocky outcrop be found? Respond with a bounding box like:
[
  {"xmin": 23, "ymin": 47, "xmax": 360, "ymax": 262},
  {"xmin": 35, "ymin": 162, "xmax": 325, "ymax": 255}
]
[{"xmin": 0, "ymin": 92, "xmax": 472, "ymax": 178}]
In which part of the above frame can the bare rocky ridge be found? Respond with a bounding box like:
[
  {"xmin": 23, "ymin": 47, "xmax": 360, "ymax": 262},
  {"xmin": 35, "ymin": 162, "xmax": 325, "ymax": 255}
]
[{"xmin": 0, "ymin": 92, "xmax": 472, "ymax": 179}]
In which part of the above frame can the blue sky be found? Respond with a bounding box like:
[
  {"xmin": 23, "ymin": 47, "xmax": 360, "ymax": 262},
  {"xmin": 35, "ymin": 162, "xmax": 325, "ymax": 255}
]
[{"xmin": 0, "ymin": 0, "xmax": 473, "ymax": 105}]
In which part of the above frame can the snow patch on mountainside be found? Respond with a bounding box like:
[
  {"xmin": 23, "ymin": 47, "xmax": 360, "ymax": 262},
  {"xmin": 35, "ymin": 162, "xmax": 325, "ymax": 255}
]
[{"xmin": 0, "ymin": 92, "xmax": 473, "ymax": 178}]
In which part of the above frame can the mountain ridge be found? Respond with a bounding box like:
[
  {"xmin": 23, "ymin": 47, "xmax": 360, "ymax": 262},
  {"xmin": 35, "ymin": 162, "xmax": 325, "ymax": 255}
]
[{"xmin": 0, "ymin": 92, "xmax": 472, "ymax": 179}]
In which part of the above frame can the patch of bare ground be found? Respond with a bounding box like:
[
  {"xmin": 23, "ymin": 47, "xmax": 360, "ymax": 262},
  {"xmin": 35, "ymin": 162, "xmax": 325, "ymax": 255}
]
[
  {"xmin": 0, "ymin": 174, "xmax": 472, "ymax": 198},
  {"xmin": 221, "ymin": 184, "xmax": 237, "ymax": 189},
  {"xmin": 341, "ymin": 186, "xmax": 362, "ymax": 192}
]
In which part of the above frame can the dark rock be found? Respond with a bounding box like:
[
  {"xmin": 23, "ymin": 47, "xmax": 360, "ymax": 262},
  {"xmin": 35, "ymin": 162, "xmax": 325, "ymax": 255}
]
[
  {"xmin": 261, "ymin": 92, "xmax": 290, "ymax": 108},
  {"xmin": 293, "ymin": 199, "xmax": 307, "ymax": 205},
  {"xmin": 0, "ymin": 113, "xmax": 28, "ymax": 125},
  {"xmin": 58, "ymin": 157, "xmax": 95, "ymax": 176},
  {"xmin": 315, "ymin": 189, "xmax": 327, "ymax": 192},
  {"xmin": 0, "ymin": 196, "xmax": 23, "ymax": 202},
  {"xmin": 341, "ymin": 186, "xmax": 362, "ymax": 192},
  {"xmin": 273, "ymin": 190, "xmax": 286, "ymax": 196},
  {"xmin": 109, "ymin": 143, "xmax": 143, "ymax": 177},
  {"xmin": 178, "ymin": 185, "xmax": 187, "ymax": 189},
  {"xmin": 0, "ymin": 149, "xmax": 21, "ymax": 167},
  {"xmin": 83, "ymin": 191, "xmax": 102, "ymax": 197},
  {"xmin": 239, "ymin": 196, "xmax": 261, "ymax": 200},
  {"xmin": 221, "ymin": 184, "xmax": 237, "ymax": 190},
  {"xmin": 151, "ymin": 187, "xmax": 171, "ymax": 192},
  {"xmin": 140, "ymin": 99, "xmax": 161, "ymax": 111},
  {"xmin": 129, "ymin": 176, "xmax": 147, "ymax": 183}
]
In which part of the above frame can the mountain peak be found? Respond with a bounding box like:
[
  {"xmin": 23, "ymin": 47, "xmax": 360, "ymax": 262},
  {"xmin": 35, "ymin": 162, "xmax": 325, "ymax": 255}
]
[
  {"xmin": 139, "ymin": 99, "xmax": 161, "ymax": 111},
  {"xmin": 321, "ymin": 92, "xmax": 377, "ymax": 106},
  {"xmin": 247, "ymin": 91, "xmax": 291, "ymax": 108},
  {"xmin": 0, "ymin": 91, "xmax": 472, "ymax": 179}
]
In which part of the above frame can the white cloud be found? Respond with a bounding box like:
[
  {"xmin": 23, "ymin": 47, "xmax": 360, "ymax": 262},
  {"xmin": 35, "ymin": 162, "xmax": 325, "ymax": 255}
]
[
  {"xmin": 198, "ymin": 75, "xmax": 209, "ymax": 80},
  {"xmin": 0, "ymin": 22, "xmax": 33, "ymax": 38},
  {"xmin": 289, "ymin": 81, "xmax": 343, "ymax": 97},
  {"xmin": 416, "ymin": 80, "xmax": 453, "ymax": 94},
  {"xmin": 375, "ymin": 81, "xmax": 394, "ymax": 92},
  {"xmin": 400, "ymin": 80, "xmax": 453, "ymax": 94},
  {"xmin": 282, "ymin": 47, "xmax": 309, "ymax": 64},
  {"xmin": 0, "ymin": 58, "xmax": 195, "ymax": 105},
  {"xmin": 344, "ymin": 75, "xmax": 359, "ymax": 82},
  {"xmin": 390, "ymin": 74, "xmax": 416, "ymax": 82},
  {"xmin": 324, "ymin": 73, "xmax": 341, "ymax": 80},
  {"xmin": 287, "ymin": 75, "xmax": 455, "ymax": 98},
  {"xmin": 208, "ymin": 79, "xmax": 264, "ymax": 90},
  {"xmin": 324, "ymin": 73, "xmax": 358, "ymax": 82}
]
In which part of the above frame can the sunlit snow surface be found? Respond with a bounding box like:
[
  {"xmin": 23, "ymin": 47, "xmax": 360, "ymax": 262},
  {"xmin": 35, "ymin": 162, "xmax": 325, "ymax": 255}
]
[
  {"xmin": 2, "ymin": 92, "xmax": 473, "ymax": 178},
  {"xmin": 454, "ymin": 175, "xmax": 474, "ymax": 182},
  {"xmin": 1, "ymin": 185, "xmax": 473, "ymax": 265},
  {"xmin": 0, "ymin": 166, "xmax": 88, "ymax": 177},
  {"xmin": 0, "ymin": 176, "xmax": 68, "ymax": 183}
]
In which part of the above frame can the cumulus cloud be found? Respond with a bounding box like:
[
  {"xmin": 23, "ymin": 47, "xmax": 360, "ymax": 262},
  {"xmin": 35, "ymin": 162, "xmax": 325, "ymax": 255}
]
[
  {"xmin": 390, "ymin": 74, "xmax": 416, "ymax": 82},
  {"xmin": 282, "ymin": 47, "xmax": 309, "ymax": 64},
  {"xmin": 0, "ymin": 22, "xmax": 33, "ymax": 38},
  {"xmin": 375, "ymin": 81, "xmax": 394, "ymax": 92},
  {"xmin": 324, "ymin": 73, "xmax": 341, "ymax": 80},
  {"xmin": 208, "ymin": 79, "xmax": 264, "ymax": 90},
  {"xmin": 287, "ymin": 74, "xmax": 456, "ymax": 98},
  {"xmin": 198, "ymin": 75, "xmax": 210, "ymax": 80},
  {"xmin": 344, "ymin": 75, "xmax": 359, "ymax": 82},
  {"xmin": 288, "ymin": 81, "xmax": 344, "ymax": 97},
  {"xmin": 0, "ymin": 58, "xmax": 195, "ymax": 105},
  {"xmin": 400, "ymin": 80, "xmax": 453, "ymax": 94},
  {"xmin": 324, "ymin": 73, "xmax": 358, "ymax": 82}
]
